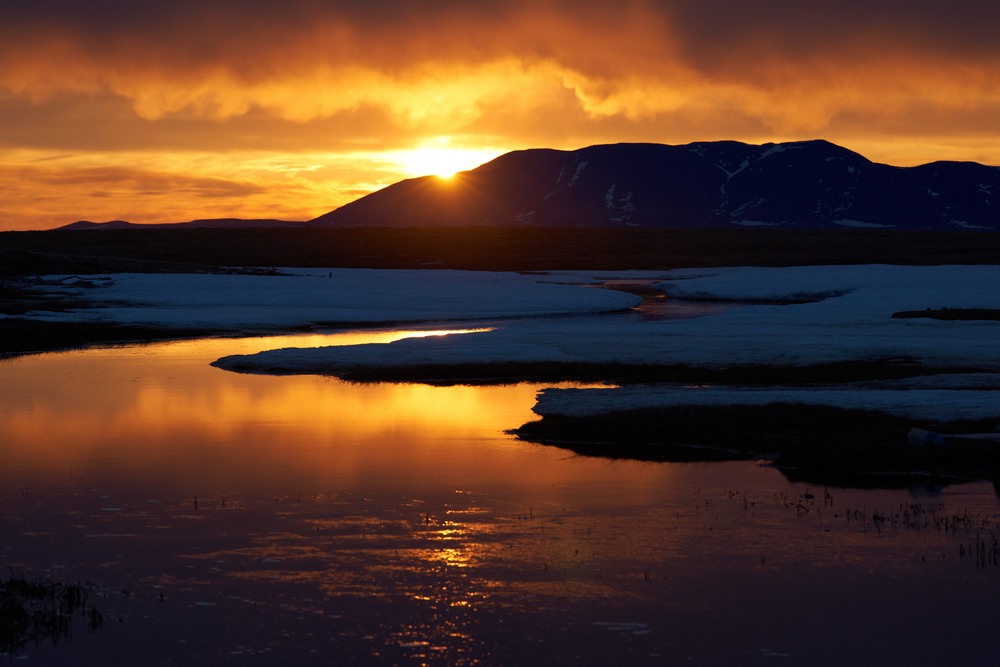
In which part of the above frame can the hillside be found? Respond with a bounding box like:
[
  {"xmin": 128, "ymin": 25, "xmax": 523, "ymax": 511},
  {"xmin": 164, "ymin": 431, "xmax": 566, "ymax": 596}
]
[{"xmin": 310, "ymin": 140, "xmax": 1000, "ymax": 230}]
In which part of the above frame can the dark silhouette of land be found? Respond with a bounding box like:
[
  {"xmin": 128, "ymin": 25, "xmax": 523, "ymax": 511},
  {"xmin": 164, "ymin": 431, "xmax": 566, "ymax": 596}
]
[
  {"xmin": 5, "ymin": 227, "xmax": 1000, "ymax": 277},
  {"xmin": 311, "ymin": 141, "xmax": 1000, "ymax": 230}
]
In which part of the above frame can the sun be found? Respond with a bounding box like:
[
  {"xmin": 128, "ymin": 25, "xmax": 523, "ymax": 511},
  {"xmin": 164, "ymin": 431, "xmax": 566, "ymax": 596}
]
[
  {"xmin": 390, "ymin": 140, "xmax": 505, "ymax": 179},
  {"xmin": 399, "ymin": 147, "xmax": 468, "ymax": 179}
]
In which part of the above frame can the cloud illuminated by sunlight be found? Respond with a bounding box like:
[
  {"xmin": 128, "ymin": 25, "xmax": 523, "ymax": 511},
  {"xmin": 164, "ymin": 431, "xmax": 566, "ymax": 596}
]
[{"xmin": 2, "ymin": 1, "xmax": 1000, "ymax": 229}]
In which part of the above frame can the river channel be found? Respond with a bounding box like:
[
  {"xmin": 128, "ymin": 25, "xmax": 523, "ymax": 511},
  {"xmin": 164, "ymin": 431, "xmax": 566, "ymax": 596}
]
[{"xmin": 3, "ymin": 330, "xmax": 1000, "ymax": 665}]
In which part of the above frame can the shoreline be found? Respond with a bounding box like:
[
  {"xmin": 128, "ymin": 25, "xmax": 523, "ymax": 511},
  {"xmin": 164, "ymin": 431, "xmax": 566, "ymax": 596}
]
[
  {"xmin": 511, "ymin": 403, "xmax": 1000, "ymax": 488},
  {"xmin": 0, "ymin": 317, "xmax": 225, "ymax": 357},
  {"xmin": 6, "ymin": 232, "xmax": 1000, "ymax": 488}
]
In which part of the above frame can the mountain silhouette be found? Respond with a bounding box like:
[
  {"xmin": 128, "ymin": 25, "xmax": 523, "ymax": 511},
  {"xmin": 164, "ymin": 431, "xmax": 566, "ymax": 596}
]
[
  {"xmin": 309, "ymin": 140, "xmax": 999, "ymax": 230},
  {"xmin": 59, "ymin": 218, "xmax": 303, "ymax": 230}
]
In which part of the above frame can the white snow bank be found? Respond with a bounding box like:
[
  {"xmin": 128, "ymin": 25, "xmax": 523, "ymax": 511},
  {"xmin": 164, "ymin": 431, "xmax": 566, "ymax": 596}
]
[
  {"xmin": 214, "ymin": 265, "xmax": 1000, "ymax": 375},
  {"xmin": 655, "ymin": 264, "xmax": 999, "ymax": 309},
  {"xmin": 15, "ymin": 268, "xmax": 641, "ymax": 329},
  {"xmin": 25, "ymin": 263, "xmax": 995, "ymax": 422},
  {"xmin": 213, "ymin": 265, "xmax": 1000, "ymax": 422},
  {"xmin": 530, "ymin": 383, "xmax": 1000, "ymax": 422}
]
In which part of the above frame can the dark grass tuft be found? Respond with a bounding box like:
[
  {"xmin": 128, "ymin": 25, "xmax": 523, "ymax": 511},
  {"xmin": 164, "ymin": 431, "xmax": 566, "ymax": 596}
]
[{"xmin": 0, "ymin": 318, "xmax": 216, "ymax": 357}]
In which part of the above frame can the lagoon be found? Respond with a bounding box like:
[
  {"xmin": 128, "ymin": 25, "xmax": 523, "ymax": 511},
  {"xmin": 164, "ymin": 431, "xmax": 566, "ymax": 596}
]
[{"xmin": 3, "ymin": 331, "xmax": 1000, "ymax": 665}]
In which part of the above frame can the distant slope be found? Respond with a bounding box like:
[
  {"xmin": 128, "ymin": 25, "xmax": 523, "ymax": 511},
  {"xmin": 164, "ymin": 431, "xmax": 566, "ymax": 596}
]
[
  {"xmin": 309, "ymin": 140, "xmax": 1000, "ymax": 230},
  {"xmin": 58, "ymin": 218, "xmax": 304, "ymax": 230}
]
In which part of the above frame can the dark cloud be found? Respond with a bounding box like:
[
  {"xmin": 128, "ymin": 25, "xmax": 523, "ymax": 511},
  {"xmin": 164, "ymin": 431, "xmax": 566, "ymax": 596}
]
[
  {"xmin": 662, "ymin": 0, "xmax": 1000, "ymax": 54},
  {"xmin": 19, "ymin": 164, "xmax": 266, "ymax": 198},
  {"xmin": 1, "ymin": 0, "xmax": 998, "ymax": 229},
  {"xmin": 3, "ymin": 1, "xmax": 996, "ymax": 112},
  {"xmin": 6, "ymin": 1, "xmax": 999, "ymax": 64}
]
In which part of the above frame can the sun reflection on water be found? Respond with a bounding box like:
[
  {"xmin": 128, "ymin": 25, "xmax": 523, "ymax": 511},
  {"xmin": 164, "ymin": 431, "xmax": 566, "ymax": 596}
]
[{"xmin": 5, "ymin": 333, "xmax": 1000, "ymax": 663}]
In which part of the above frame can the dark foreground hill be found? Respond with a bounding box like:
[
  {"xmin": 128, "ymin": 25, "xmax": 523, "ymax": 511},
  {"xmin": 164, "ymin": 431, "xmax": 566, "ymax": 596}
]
[
  {"xmin": 310, "ymin": 140, "xmax": 1000, "ymax": 230},
  {"xmin": 6, "ymin": 227, "xmax": 1000, "ymax": 278}
]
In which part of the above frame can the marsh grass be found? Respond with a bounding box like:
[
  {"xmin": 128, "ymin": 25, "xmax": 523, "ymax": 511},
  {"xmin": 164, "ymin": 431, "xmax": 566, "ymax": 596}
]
[{"xmin": 0, "ymin": 576, "xmax": 103, "ymax": 656}]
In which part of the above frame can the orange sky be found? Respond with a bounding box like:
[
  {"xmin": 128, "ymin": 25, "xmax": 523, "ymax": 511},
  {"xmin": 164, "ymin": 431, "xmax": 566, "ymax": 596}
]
[{"xmin": 2, "ymin": 0, "xmax": 998, "ymax": 230}]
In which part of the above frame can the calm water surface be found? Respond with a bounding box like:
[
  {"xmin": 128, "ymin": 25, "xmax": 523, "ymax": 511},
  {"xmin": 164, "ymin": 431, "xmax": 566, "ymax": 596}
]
[{"xmin": 3, "ymin": 330, "xmax": 1000, "ymax": 665}]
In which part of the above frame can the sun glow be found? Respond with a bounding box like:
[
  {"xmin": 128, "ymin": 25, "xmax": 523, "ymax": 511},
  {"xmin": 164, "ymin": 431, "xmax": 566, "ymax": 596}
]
[{"xmin": 389, "ymin": 140, "xmax": 506, "ymax": 179}]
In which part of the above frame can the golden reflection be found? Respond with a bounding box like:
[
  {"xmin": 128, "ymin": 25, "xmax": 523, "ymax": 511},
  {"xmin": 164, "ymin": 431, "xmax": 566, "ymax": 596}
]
[
  {"xmin": 9, "ymin": 325, "xmax": 1000, "ymax": 663},
  {"xmin": 0, "ymin": 330, "xmax": 638, "ymax": 499},
  {"xmin": 170, "ymin": 484, "xmax": 659, "ymax": 621},
  {"xmin": 434, "ymin": 548, "xmax": 472, "ymax": 568},
  {"xmin": 0, "ymin": 328, "xmax": 682, "ymax": 523},
  {"xmin": 149, "ymin": 327, "xmax": 494, "ymax": 358},
  {"xmin": 2, "ymin": 328, "xmax": 495, "ymax": 443}
]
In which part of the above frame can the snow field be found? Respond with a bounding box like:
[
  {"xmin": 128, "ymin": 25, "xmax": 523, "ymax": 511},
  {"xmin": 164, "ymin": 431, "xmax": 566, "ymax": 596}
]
[{"xmin": 19, "ymin": 264, "xmax": 1000, "ymax": 422}]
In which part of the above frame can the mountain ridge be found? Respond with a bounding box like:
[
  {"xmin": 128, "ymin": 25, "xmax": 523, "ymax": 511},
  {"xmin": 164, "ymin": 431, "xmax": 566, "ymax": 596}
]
[
  {"xmin": 310, "ymin": 140, "xmax": 1000, "ymax": 230},
  {"xmin": 58, "ymin": 218, "xmax": 304, "ymax": 230}
]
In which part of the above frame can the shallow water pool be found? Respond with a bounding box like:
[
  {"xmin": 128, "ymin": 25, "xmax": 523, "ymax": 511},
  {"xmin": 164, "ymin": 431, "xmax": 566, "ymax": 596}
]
[{"xmin": 2, "ymin": 331, "xmax": 999, "ymax": 665}]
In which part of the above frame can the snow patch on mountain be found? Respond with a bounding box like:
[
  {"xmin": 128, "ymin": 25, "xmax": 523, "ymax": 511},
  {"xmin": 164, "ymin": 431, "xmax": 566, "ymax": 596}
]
[
  {"xmin": 759, "ymin": 144, "xmax": 791, "ymax": 159},
  {"xmin": 833, "ymin": 219, "xmax": 892, "ymax": 228},
  {"xmin": 604, "ymin": 184, "xmax": 617, "ymax": 209}
]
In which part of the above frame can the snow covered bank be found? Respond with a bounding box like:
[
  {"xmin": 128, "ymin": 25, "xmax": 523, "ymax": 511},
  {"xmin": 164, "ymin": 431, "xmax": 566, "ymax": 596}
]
[
  {"xmin": 14, "ymin": 268, "xmax": 641, "ymax": 329},
  {"xmin": 18, "ymin": 264, "xmax": 1000, "ymax": 423},
  {"xmin": 214, "ymin": 264, "xmax": 1000, "ymax": 374},
  {"xmin": 530, "ymin": 381, "xmax": 1000, "ymax": 422},
  {"xmin": 211, "ymin": 265, "xmax": 1000, "ymax": 424}
]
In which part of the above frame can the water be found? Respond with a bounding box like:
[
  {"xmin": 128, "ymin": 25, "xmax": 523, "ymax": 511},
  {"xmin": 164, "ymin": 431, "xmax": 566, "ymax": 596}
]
[{"xmin": 3, "ymin": 331, "xmax": 1000, "ymax": 665}]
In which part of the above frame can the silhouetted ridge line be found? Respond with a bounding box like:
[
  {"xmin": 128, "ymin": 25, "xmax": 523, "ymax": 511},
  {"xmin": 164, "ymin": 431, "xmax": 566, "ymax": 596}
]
[
  {"xmin": 58, "ymin": 218, "xmax": 304, "ymax": 230},
  {"xmin": 309, "ymin": 140, "xmax": 999, "ymax": 230}
]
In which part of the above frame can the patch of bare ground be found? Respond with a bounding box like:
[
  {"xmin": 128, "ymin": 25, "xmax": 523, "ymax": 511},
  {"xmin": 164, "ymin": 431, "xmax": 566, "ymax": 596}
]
[
  {"xmin": 511, "ymin": 404, "xmax": 1000, "ymax": 488},
  {"xmin": 893, "ymin": 308, "xmax": 1000, "ymax": 320},
  {"xmin": 0, "ymin": 318, "xmax": 218, "ymax": 357}
]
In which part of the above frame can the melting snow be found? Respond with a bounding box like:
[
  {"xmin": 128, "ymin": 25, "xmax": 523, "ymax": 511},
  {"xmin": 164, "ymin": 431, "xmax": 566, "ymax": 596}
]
[
  {"xmin": 569, "ymin": 161, "xmax": 588, "ymax": 187},
  {"xmin": 206, "ymin": 264, "xmax": 1000, "ymax": 422},
  {"xmin": 15, "ymin": 268, "xmax": 641, "ymax": 329},
  {"xmin": 717, "ymin": 159, "xmax": 750, "ymax": 179},
  {"xmin": 951, "ymin": 220, "xmax": 990, "ymax": 230},
  {"xmin": 759, "ymin": 144, "xmax": 790, "ymax": 159},
  {"xmin": 604, "ymin": 183, "xmax": 617, "ymax": 209},
  {"xmin": 19, "ymin": 264, "xmax": 1000, "ymax": 423},
  {"xmin": 532, "ymin": 385, "xmax": 1000, "ymax": 422},
  {"xmin": 732, "ymin": 220, "xmax": 782, "ymax": 227},
  {"xmin": 833, "ymin": 219, "xmax": 893, "ymax": 229}
]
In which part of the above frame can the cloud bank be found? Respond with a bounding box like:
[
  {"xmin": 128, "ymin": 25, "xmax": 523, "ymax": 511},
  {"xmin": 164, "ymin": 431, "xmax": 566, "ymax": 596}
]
[{"xmin": 2, "ymin": 0, "xmax": 998, "ymax": 229}]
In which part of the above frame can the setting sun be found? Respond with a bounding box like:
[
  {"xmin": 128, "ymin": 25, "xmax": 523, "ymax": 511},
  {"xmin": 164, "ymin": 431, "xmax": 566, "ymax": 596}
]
[
  {"xmin": 389, "ymin": 141, "xmax": 505, "ymax": 179},
  {"xmin": 1, "ymin": 1, "xmax": 1000, "ymax": 230}
]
